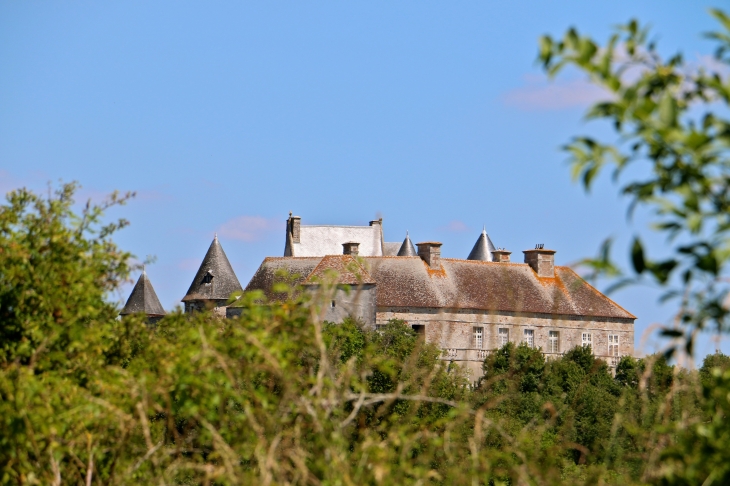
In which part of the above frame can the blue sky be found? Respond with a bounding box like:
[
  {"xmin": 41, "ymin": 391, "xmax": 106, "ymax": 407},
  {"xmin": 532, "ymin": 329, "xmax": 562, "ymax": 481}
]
[{"xmin": 1, "ymin": 1, "xmax": 725, "ymax": 360}]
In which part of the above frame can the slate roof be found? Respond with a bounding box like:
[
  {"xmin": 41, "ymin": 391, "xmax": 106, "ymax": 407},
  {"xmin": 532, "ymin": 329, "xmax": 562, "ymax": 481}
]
[
  {"xmin": 182, "ymin": 235, "xmax": 243, "ymax": 302},
  {"xmin": 121, "ymin": 271, "xmax": 166, "ymax": 316},
  {"xmin": 467, "ymin": 229, "xmax": 496, "ymax": 262},
  {"xmin": 288, "ymin": 225, "xmax": 384, "ymax": 257},
  {"xmin": 243, "ymin": 255, "xmax": 635, "ymax": 320},
  {"xmin": 397, "ymin": 232, "xmax": 418, "ymax": 256},
  {"xmin": 383, "ymin": 242, "xmax": 402, "ymax": 256}
]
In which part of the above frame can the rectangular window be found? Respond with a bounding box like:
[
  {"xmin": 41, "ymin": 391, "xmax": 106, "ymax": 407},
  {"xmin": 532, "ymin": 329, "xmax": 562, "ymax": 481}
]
[
  {"xmin": 548, "ymin": 330, "xmax": 560, "ymax": 353},
  {"xmin": 375, "ymin": 324, "xmax": 385, "ymax": 332},
  {"xmin": 608, "ymin": 334, "xmax": 619, "ymax": 356},
  {"xmin": 473, "ymin": 327, "xmax": 483, "ymax": 349},
  {"xmin": 582, "ymin": 333, "xmax": 592, "ymax": 347},
  {"xmin": 523, "ymin": 329, "xmax": 534, "ymax": 348},
  {"xmin": 411, "ymin": 324, "xmax": 425, "ymax": 336},
  {"xmin": 498, "ymin": 328, "xmax": 509, "ymax": 347}
]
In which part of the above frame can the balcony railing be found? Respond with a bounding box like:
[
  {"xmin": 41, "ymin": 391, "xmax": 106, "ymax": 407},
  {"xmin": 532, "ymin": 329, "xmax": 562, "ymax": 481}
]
[{"xmin": 441, "ymin": 348, "xmax": 623, "ymax": 366}]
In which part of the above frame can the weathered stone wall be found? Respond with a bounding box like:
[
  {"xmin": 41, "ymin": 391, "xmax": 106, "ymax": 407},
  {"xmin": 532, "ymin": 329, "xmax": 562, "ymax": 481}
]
[
  {"xmin": 227, "ymin": 284, "xmax": 377, "ymax": 324},
  {"xmin": 314, "ymin": 284, "xmax": 377, "ymax": 324},
  {"xmin": 376, "ymin": 307, "xmax": 634, "ymax": 379},
  {"xmin": 186, "ymin": 300, "xmax": 228, "ymax": 317}
]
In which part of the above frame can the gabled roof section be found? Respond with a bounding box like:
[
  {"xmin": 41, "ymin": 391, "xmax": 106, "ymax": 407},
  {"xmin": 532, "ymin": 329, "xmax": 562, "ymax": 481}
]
[
  {"xmin": 397, "ymin": 232, "xmax": 418, "ymax": 256},
  {"xmin": 243, "ymin": 256, "xmax": 636, "ymax": 320},
  {"xmin": 304, "ymin": 255, "xmax": 375, "ymax": 285},
  {"xmin": 467, "ymin": 229, "xmax": 496, "ymax": 262},
  {"xmin": 182, "ymin": 235, "xmax": 243, "ymax": 302},
  {"xmin": 121, "ymin": 270, "xmax": 166, "ymax": 316},
  {"xmin": 382, "ymin": 242, "xmax": 402, "ymax": 256}
]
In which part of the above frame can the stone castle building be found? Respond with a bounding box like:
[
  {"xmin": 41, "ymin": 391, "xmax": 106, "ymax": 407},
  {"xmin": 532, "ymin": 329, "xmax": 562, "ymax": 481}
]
[{"xmin": 122, "ymin": 214, "xmax": 635, "ymax": 378}]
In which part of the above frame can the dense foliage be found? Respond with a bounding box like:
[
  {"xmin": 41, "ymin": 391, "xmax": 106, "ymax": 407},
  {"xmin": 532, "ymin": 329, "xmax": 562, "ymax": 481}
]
[
  {"xmin": 1, "ymin": 184, "xmax": 730, "ymax": 485},
  {"xmin": 4, "ymin": 8, "xmax": 730, "ymax": 485}
]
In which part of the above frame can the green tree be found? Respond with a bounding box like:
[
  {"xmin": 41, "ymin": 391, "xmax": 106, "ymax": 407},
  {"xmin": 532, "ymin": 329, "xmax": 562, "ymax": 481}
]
[
  {"xmin": 538, "ymin": 10, "xmax": 730, "ymax": 484},
  {"xmin": 539, "ymin": 9, "xmax": 730, "ymax": 356}
]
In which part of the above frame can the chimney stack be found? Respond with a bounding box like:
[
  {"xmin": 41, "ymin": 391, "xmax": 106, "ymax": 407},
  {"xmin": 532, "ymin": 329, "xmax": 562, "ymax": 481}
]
[
  {"xmin": 342, "ymin": 241, "xmax": 360, "ymax": 256},
  {"xmin": 523, "ymin": 245, "xmax": 555, "ymax": 277},
  {"xmin": 417, "ymin": 242, "xmax": 442, "ymax": 269},
  {"xmin": 288, "ymin": 214, "xmax": 301, "ymax": 243},
  {"xmin": 492, "ymin": 249, "xmax": 512, "ymax": 263}
]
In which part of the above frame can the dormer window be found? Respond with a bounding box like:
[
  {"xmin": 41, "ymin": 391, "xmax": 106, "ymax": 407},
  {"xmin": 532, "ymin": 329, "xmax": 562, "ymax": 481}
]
[{"xmin": 202, "ymin": 270, "xmax": 214, "ymax": 284}]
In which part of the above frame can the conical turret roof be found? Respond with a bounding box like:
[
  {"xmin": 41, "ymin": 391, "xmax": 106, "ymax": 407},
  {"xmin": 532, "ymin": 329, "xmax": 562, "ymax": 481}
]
[
  {"xmin": 467, "ymin": 228, "xmax": 496, "ymax": 262},
  {"xmin": 397, "ymin": 231, "xmax": 417, "ymax": 256},
  {"xmin": 182, "ymin": 235, "xmax": 243, "ymax": 302},
  {"xmin": 121, "ymin": 269, "xmax": 166, "ymax": 316}
]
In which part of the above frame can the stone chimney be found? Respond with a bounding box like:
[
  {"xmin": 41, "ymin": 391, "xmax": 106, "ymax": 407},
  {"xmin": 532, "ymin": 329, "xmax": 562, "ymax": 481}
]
[
  {"xmin": 492, "ymin": 249, "xmax": 511, "ymax": 263},
  {"xmin": 417, "ymin": 242, "xmax": 442, "ymax": 269},
  {"xmin": 288, "ymin": 214, "xmax": 301, "ymax": 244},
  {"xmin": 342, "ymin": 241, "xmax": 360, "ymax": 256},
  {"xmin": 523, "ymin": 245, "xmax": 555, "ymax": 277},
  {"xmin": 369, "ymin": 218, "xmax": 385, "ymax": 254}
]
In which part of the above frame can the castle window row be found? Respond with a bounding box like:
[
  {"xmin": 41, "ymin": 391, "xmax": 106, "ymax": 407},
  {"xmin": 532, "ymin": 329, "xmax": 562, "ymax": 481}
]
[{"xmin": 464, "ymin": 326, "xmax": 621, "ymax": 357}]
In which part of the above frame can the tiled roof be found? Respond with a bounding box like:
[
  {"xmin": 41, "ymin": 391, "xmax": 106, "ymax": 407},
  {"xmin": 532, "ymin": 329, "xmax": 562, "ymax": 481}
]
[
  {"xmin": 242, "ymin": 257, "xmax": 321, "ymax": 302},
  {"xmin": 304, "ymin": 255, "xmax": 375, "ymax": 285},
  {"xmin": 243, "ymin": 256, "xmax": 635, "ymax": 320},
  {"xmin": 182, "ymin": 236, "xmax": 243, "ymax": 302},
  {"xmin": 121, "ymin": 271, "xmax": 166, "ymax": 316}
]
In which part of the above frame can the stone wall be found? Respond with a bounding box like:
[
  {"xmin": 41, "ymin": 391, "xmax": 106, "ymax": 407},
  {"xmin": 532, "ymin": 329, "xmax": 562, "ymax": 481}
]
[
  {"xmin": 376, "ymin": 307, "xmax": 634, "ymax": 379},
  {"xmin": 311, "ymin": 284, "xmax": 377, "ymax": 324},
  {"xmin": 186, "ymin": 300, "xmax": 228, "ymax": 317},
  {"xmin": 227, "ymin": 284, "xmax": 377, "ymax": 324}
]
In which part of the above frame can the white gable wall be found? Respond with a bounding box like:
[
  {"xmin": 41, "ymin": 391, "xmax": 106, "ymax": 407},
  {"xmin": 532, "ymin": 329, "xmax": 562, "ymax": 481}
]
[{"xmin": 293, "ymin": 226, "xmax": 383, "ymax": 257}]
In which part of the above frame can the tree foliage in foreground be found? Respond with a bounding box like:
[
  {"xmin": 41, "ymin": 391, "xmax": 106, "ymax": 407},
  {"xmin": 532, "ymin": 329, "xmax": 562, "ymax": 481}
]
[
  {"xmin": 4, "ymin": 8, "xmax": 730, "ymax": 485},
  {"xmin": 539, "ymin": 9, "xmax": 730, "ymax": 354},
  {"xmin": 2, "ymin": 184, "xmax": 730, "ymax": 485}
]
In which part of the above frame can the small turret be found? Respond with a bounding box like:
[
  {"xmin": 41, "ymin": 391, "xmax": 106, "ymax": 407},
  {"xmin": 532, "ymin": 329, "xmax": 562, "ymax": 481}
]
[
  {"xmin": 121, "ymin": 268, "xmax": 166, "ymax": 324},
  {"xmin": 182, "ymin": 235, "xmax": 242, "ymax": 315},
  {"xmin": 467, "ymin": 227, "xmax": 496, "ymax": 262},
  {"xmin": 397, "ymin": 231, "xmax": 417, "ymax": 256}
]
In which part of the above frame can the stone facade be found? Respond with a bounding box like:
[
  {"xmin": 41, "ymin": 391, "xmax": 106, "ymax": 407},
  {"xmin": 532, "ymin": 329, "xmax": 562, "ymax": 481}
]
[
  {"xmin": 317, "ymin": 284, "xmax": 377, "ymax": 324},
  {"xmin": 227, "ymin": 284, "xmax": 377, "ymax": 324},
  {"xmin": 376, "ymin": 307, "xmax": 633, "ymax": 378}
]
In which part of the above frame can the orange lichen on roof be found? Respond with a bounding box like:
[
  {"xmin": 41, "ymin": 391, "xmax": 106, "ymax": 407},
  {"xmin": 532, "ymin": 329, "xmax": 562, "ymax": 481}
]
[
  {"xmin": 244, "ymin": 256, "xmax": 636, "ymax": 320},
  {"xmin": 304, "ymin": 255, "xmax": 376, "ymax": 286}
]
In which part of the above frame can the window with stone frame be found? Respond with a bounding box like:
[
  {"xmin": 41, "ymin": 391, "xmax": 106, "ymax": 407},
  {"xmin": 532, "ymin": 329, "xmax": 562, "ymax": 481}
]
[
  {"xmin": 582, "ymin": 332, "xmax": 592, "ymax": 348},
  {"xmin": 548, "ymin": 330, "xmax": 560, "ymax": 353},
  {"xmin": 473, "ymin": 327, "xmax": 483, "ymax": 349},
  {"xmin": 498, "ymin": 328, "xmax": 509, "ymax": 347},
  {"xmin": 608, "ymin": 334, "xmax": 619, "ymax": 356},
  {"xmin": 523, "ymin": 329, "xmax": 535, "ymax": 348}
]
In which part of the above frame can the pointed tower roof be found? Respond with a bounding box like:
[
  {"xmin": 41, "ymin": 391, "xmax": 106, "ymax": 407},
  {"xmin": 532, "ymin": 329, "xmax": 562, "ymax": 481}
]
[
  {"xmin": 121, "ymin": 269, "xmax": 166, "ymax": 316},
  {"xmin": 467, "ymin": 227, "xmax": 496, "ymax": 262},
  {"xmin": 182, "ymin": 235, "xmax": 243, "ymax": 302},
  {"xmin": 397, "ymin": 231, "xmax": 418, "ymax": 256}
]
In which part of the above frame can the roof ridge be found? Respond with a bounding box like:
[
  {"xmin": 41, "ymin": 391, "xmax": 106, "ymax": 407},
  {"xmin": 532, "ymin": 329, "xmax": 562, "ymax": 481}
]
[
  {"xmin": 301, "ymin": 225, "xmax": 377, "ymax": 229},
  {"xmin": 441, "ymin": 258, "xmax": 526, "ymax": 266}
]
